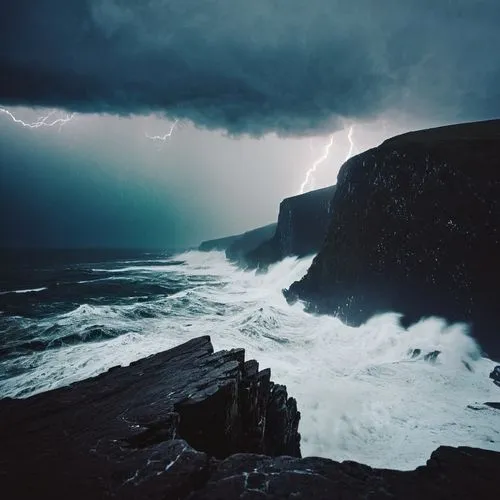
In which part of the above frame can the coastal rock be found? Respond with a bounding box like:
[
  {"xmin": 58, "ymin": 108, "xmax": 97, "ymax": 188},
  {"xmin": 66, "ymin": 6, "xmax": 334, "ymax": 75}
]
[
  {"xmin": 246, "ymin": 185, "xmax": 336, "ymax": 268},
  {"xmin": 490, "ymin": 365, "xmax": 500, "ymax": 386},
  {"xmin": 225, "ymin": 223, "xmax": 277, "ymax": 263},
  {"xmin": 264, "ymin": 384, "xmax": 301, "ymax": 457},
  {"xmin": 423, "ymin": 350, "xmax": 441, "ymax": 363},
  {"xmin": 0, "ymin": 337, "xmax": 499, "ymax": 499},
  {"xmin": 0, "ymin": 336, "xmax": 300, "ymax": 499},
  {"xmin": 485, "ymin": 402, "xmax": 500, "ymax": 409},
  {"xmin": 199, "ymin": 223, "xmax": 277, "ymax": 260},
  {"xmin": 189, "ymin": 446, "xmax": 500, "ymax": 500},
  {"xmin": 199, "ymin": 234, "xmax": 241, "ymax": 252},
  {"xmin": 287, "ymin": 120, "xmax": 500, "ymax": 360}
]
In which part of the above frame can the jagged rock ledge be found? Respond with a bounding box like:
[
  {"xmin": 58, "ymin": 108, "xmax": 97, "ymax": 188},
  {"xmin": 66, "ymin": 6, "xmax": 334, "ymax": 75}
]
[
  {"xmin": 1, "ymin": 336, "xmax": 499, "ymax": 499},
  {"xmin": 0, "ymin": 336, "xmax": 300, "ymax": 499}
]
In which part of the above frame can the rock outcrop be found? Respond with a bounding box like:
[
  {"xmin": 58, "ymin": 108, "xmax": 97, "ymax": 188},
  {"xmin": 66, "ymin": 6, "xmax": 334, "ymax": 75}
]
[
  {"xmin": 189, "ymin": 446, "xmax": 500, "ymax": 500},
  {"xmin": 199, "ymin": 234, "xmax": 241, "ymax": 252},
  {"xmin": 246, "ymin": 185, "xmax": 336, "ymax": 268},
  {"xmin": 286, "ymin": 120, "xmax": 500, "ymax": 360},
  {"xmin": 225, "ymin": 223, "xmax": 277, "ymax": 263},
  {"xmin": 199, "ymin": 223, "xmax": 277, "ymax": 262},
  {"xmin": 491, "ymin": 365, "xmax": 500, "ymax": 387},
  {"xmin": 0, "ymin": 336, "xmax": 300, "ymax": 499},
  {"xmin": 1, "ymin": 336, "xmax": 499, "ymax": 499}
]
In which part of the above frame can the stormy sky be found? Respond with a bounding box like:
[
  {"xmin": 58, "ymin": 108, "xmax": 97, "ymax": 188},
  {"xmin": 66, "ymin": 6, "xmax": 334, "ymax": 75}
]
[{"xmin": 1, "ymin": 1, "xmax": 499, "ymax": 248}]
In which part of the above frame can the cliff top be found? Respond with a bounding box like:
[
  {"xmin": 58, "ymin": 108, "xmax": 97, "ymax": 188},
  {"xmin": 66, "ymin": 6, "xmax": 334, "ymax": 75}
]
[
  {"xmin": 282, "ymin": 184, "xmax": 336, "ymax": 204},
  {"xmin": 199, "ymin": 223, "xmax": 276, "ymax": 252},
  {"xmin": 382, "ymin": 119, "xmax": 500, "ymax": 149}
]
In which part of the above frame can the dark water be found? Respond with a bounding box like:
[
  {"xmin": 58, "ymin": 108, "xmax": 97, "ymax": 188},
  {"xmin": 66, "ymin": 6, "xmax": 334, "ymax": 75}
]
[{"xmin": 0, "ymin": 249, "xmax": 187, "ymax": 356}]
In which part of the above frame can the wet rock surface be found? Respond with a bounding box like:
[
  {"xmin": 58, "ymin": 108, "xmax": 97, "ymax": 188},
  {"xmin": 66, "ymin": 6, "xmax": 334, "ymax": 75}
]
[
  {"xmin": 287, "ymin": 120, "xmax": 500, "ymax": 360},
  {"xmin": 1, "ymin": 336, "xmax": 499, "ymax": 499},
  {"xmin": 485, "ymin": 402, "xmax": 500, "ymax": 410},
  {"xmin": 490, "ymin": 365, "xmax": 500, "ymax": 386},
  {"xmin": 190, "ymin": 446, "xmax": 500, "ymax": 500},
  {"xmin": 0, "ymin": 336, "xmax": 300, "ymax": 499}
]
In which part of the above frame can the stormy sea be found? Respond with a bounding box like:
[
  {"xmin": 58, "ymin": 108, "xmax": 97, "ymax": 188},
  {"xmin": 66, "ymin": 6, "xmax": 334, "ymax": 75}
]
[{"xmin": 0, "ymin": 248, "xmax": 498, "ymax": 470}]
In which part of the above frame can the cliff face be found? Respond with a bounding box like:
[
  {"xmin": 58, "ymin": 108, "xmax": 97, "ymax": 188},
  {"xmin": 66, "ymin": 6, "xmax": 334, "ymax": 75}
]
[
  {"xmin": 199, "ymin": 185, "xmax": 336, "ymax": 269},
  {"xmin": 199, "ymin": 234, "xmax": 241, "ymax": 252},
  {"xmin": 246, "ymin": 185, "xmax": 336, "ymax": 268},
  {"xmin": 199, "ymin": 223, "xmax": 277, "ymax": 262},
  {"xmin": 286, "ymin": 120, "xmax": 500, "ymax": 359},
  {"xmin": 225, "ymin": 223, "xmax": 277, "ymax": 262}
]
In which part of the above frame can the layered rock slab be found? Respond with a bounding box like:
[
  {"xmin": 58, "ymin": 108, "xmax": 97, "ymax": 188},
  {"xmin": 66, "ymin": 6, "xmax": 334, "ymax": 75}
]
[{"xmin": 0, "ymin": 336, "xmax": 300, "ymax": 499}]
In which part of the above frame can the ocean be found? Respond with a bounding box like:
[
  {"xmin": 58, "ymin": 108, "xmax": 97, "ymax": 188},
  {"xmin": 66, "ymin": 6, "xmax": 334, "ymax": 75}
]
[{"xmin": 0, "ymin": 248, "xmax": 498, "ymax": 470}]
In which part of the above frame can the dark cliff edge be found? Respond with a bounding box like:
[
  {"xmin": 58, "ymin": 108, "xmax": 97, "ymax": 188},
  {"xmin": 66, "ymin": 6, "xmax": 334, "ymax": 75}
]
[
  {"xmin": 246, "ymin": 185, "xmax": 336, "ymax": 268},
  {"xmin": 199, "ymin": 234, "xmax": 241, "ymax": 252},
  {"xmin": 199, "ymin": 185, "xmax": 335, "ymax": 269},
  {"xmin": 225, "ymin": 223, "xmax": 277, "ymax": 263},
  {"xmin": 199, "ymin": 223, "xmax": 277, "ymax": 260},
  {"xmin": 286, "ymin": 119, "xmax": 500, "ymax": 360},
  {"xmin": 0, "ymin": 336, "xmax": 498, "ymax": 499}
]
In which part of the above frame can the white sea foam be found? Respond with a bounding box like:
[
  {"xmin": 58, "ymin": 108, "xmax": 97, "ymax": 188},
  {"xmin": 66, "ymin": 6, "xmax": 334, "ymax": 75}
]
[
  {"xmin": 92, "ymin": 264, "xmax": 181, "ymax": 273},
  {"xmin": 0, "ymin": 251, "xmax": 498, "ymax": 469},
  {"xmin": 0, "ymin": 287, "xmax": 48, "ymax": 295}
]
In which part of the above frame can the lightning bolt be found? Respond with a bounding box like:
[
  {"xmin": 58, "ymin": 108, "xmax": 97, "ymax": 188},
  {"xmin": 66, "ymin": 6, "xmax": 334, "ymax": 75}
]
[
  {"xmin": 298, "ymin": 134, "xmax": 334, "ymax": 194},
  {"xmin": 145, "ymin": 119, "xmax": 179, "ymax": 142},
  {"xmin": 1, "ymin": 107, "xmax": 180, "ymax": 148},
  {"xmin": 344, "ymin": 125, "xmax": 356, "ymax": 161},
  {"xmin": 0, "ymin": 107, "xmax": 75, "ymax": 129},
  {"xmin": 298, "ymin": 125, "xmax": 358, "ymax": 194}
]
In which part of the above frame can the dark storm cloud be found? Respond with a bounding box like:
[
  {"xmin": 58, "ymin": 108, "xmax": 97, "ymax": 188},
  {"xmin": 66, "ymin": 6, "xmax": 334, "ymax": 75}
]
[{"xmin": 1, "ymin": 0, "xmax": 499, "ymax": 135}]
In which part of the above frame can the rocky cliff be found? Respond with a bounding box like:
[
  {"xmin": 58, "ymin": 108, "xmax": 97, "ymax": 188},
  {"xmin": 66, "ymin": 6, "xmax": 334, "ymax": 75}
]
[
  {"xmin": 199, "ymin": 223, "xmax": 277, "ymax": 262},
  {"xmin": 225, "ymin": 223, "xmax": 277, "ymax": 263},
  {"xmin": 199, "ymin": 185, "xmax": 336, "ymax": 269},
  {"xmin": 246, "ymin": 185, "xmax": 336, "ymax": 268},
  {"xmin": 1, "ymin": 336, "xmax": 498, "ymax": 499},
  {"xmin": 199, "ymin": 234, "xmax": 241, "ymax": 252},
  {"xmin": 286, "ymin": 119, "xmax": 500, "ymax": 360}
]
